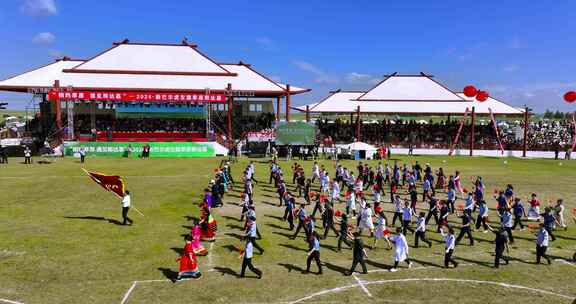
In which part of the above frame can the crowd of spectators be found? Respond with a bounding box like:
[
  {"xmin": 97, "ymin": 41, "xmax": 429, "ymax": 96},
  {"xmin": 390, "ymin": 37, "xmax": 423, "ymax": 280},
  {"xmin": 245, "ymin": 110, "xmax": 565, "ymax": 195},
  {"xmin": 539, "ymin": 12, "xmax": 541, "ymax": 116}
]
[
  {"xmin": 316, "ymin": 118, "xmax": 575, "ymax": 151},
  {"xmin": 74, "ymin": 116, "xmax": 206, "ymax": 133}
]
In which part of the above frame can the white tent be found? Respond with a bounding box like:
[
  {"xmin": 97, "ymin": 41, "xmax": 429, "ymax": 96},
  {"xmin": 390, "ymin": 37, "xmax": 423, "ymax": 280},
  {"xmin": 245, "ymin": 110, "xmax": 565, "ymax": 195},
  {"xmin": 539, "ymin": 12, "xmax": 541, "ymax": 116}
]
[
  {"xmin": 296, "ymin": 74, "xmax": 523, "ymax": 116},
  {"xmin": 339, "ymin": 141, "xmax": 378, "ymax": 160}
]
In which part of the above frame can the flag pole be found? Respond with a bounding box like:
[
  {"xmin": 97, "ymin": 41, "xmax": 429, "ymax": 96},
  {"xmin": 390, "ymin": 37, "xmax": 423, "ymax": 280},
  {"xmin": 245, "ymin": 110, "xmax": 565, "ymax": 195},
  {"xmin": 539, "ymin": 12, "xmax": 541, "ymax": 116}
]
[{"xmin": 81, "ymin": 168, "xmax": 145, "ymax": 217}]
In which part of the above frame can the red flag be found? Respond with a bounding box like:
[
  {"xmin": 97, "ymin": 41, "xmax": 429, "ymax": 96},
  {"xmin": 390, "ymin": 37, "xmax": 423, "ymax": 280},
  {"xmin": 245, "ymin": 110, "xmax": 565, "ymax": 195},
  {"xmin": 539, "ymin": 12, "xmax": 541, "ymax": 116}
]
[{"xmin": 83, "ymin": 169, "xmax": 126, "ymax": 198}]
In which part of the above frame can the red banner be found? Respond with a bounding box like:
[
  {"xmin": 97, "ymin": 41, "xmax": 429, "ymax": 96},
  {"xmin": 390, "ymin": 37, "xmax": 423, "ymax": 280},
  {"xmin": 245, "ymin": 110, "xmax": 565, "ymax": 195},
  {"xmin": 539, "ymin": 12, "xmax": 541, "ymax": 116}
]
[
  {"xmin": 83, "ymin": 169, "xmax": 126, "ymax": 198},
  {"xmin": 489, "ymin": 108, "xmax": 505, "ymax": 155},
  {"xmin": 48, "ymin": 90, "xmax": 226, "ymax": 103},
  {"xmin": 448, "ymin": 107, "xmax": 469, "ymax": 156}
]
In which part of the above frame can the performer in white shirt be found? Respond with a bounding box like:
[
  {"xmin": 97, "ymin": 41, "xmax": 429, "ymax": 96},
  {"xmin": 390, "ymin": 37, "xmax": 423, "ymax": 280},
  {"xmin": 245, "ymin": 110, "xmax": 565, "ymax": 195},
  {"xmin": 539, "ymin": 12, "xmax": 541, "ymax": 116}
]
[
  {"xmin": 389, "ymin": 227, "xmax": 412, "ymax": 272},
  {"xmin": 358, "ymin": 203, "xmax": 374, "ymax": 237},
  {"xmin": 440, "ymin": 226, "xmax": 458, "ymax": 268},
  {"xmin": 121, "ymin": 190, "xmax": 133, "ymax": 226}
]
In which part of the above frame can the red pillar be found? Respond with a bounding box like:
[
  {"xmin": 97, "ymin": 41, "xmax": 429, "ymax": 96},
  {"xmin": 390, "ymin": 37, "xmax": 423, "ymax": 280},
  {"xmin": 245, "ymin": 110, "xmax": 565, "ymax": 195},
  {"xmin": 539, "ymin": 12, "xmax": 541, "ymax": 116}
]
[
  {"xmin": 276, "ymin": 96, "xmax": 281, "ymax": 122},
  {"xmin": 522, "ymin": 106, "xmax": 529, "ymax": 157},
  {"xmin": 356, "ymin": 106, "xmax": 361, "ymax": 142},
  {"xmin": 285, "ymin": 84, "xmax": 291, "ymax": 122},
  {"xmin": 54, "ymin": 80, "xmax": 62, "ymax": 132},
  {"xmin": 306, "ymin": 105, "xmax": 310, "ymax": 122},
  {"xmin": 469, "ymin": 106, "xmax": 475, "ymax": 156},
  {"xmin": 226, "ymin": 83, "xmax": 233, "ymax": 149}
]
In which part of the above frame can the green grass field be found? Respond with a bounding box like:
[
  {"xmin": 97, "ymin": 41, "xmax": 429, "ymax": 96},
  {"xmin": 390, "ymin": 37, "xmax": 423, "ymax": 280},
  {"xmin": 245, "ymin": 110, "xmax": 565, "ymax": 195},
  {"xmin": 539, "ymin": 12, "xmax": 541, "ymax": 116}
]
[{"xmin": 0, "ymin": 155, "xmax": 575, "ymax": 304}]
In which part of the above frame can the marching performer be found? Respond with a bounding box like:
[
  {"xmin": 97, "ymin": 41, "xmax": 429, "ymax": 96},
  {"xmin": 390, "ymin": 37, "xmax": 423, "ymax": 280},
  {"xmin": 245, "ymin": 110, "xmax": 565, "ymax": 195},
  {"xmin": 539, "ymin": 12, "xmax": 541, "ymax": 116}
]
[
  {"xmin": 191, "ymin": 220, "xmax": 208, "ymax": 256},
  {"xmin": 389, "ymin": 227, "xmax": 412, "ymax": 272},
  {"xmin": 240, "ymin": 238, "xmax": 263, "ymax": 279},
  {"xmin": 440, "ymin": 226, "xmax": 458, "ymax": 268},
  {"xmin": 373, "ymin": 211, "xmax": 391, "ymax": 249},
  {"xmin": 176, "ymin": 236, "xmax": 201, "ymax": 281}
]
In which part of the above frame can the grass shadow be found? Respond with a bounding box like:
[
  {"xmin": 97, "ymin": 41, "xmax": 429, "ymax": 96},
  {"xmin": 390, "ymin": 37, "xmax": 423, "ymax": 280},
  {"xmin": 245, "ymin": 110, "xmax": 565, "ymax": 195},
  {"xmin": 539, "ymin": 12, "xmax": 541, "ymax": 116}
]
[
  {"xmin": 157, "ymin": 267, "xmax": 178, "ymax": 283},
  {"xmin": 225, "ymin": 232, "xmax": 245, "ymax": 240},
  {"xmin": 221, "ymin": 215, "xmax": 242, "ymax": 222},
  {"xmin": 265, "ymin": 214, "xmax": 285, "ymax": 221},
  {"xmin": 278, "ymin": 263, "xmax": 306, "ymax": 274},
  {"xmin": 410, "ymin": 258, "xmax": 444, "ymax": 268},
  {"xmin": 454, "ymin": 256, "xmax": 493, "ymax": 268},
  {"xmin": 63, "ymin": 216, "xmax": 124, "ymax": 226},
  {"xmin": 365, "ymin": 259, "xmax": 391, "ymax": 270},
  {"xmin": 323, "ymin": 262, "xmax": 348, "ymax": 275},
  {"xmin": 212, "ymin": 267, "xmax": 239, "ymax": 277},
  {"xmin": 278, "ymin": 243, "xmax": 307, "ymax": 252}
]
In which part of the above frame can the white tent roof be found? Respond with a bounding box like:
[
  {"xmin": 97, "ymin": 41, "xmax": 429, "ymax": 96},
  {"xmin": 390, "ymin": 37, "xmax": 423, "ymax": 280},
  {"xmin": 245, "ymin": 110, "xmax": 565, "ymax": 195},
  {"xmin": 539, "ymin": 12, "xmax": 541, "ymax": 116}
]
[
  {"xmin": 296, "ymin": 91, "xmax": 363, "ymax": 112},
  {"xmin": 69, "ymin": 43, "xmax": 231, "ymax": 74},
  {"xmin": 0, "ymin": 60, "xmax": 83, "ymax": 89},
  {"xmin": 455, "ymin": 93, "xmax": 523, "ymax": 115},
  {"xmin": 298, "ymin": 75, "xmax": 523, "ymax": 115},
  {"xmin": 0, "ymin": 42, "xmax": 309, "ymax": 95},
  {"xmin": 357, "ymin": 74, "xmax": 464, "ymax": 101}
]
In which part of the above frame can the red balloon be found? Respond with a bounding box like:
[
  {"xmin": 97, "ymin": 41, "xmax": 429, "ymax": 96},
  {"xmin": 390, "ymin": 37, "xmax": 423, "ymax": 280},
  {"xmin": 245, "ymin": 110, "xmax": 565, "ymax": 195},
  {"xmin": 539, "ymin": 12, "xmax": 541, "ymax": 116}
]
[
  {"xmin": 476, "ymin": 91, "xmax": 489, "ymax": 102},
  {"xmin": 563, "ymin": 91, "xmax": 576, "ymax": 103},
  {"xmin": 463, "ymin": 85, "xmax": 478, "ymax": 98}
]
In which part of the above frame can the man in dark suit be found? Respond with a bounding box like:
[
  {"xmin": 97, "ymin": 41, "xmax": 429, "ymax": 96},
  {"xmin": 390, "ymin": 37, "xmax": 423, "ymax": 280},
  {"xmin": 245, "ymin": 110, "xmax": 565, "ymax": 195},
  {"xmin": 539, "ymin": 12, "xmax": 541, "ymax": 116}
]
[{"xmin": 346, "ymin": 232, "xmax": 368, "ymax": 275}]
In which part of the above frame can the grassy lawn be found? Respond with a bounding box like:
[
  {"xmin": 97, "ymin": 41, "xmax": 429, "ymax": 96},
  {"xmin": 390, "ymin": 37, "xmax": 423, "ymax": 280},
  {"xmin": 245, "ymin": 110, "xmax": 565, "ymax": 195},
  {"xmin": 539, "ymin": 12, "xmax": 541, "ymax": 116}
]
[{"xmin": 0, "ymin": 155, "xmax": 575, "ymax": 303}]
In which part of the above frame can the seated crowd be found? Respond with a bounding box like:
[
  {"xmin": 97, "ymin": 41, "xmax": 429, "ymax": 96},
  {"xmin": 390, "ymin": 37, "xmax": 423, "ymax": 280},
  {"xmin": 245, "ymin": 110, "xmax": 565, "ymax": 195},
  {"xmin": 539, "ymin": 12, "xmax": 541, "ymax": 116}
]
[{"xmin": 316, "ymin": 118, "xmax": 575, "ymax": 151}]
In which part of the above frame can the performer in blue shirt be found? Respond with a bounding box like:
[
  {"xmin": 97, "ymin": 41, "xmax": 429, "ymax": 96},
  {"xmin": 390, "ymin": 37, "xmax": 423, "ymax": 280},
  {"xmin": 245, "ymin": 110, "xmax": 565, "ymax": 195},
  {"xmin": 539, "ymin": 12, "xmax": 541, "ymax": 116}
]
[{"xmin": 305, "ymin": 232, "xmax": 322, "ymax": 274}]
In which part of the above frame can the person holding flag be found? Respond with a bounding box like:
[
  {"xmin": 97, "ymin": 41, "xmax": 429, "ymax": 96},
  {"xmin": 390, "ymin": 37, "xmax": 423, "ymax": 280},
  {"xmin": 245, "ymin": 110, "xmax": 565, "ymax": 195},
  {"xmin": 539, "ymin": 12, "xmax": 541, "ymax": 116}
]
[{"xmin": 121, "ymin": 190, "xmax": 134, "ymax": 226}]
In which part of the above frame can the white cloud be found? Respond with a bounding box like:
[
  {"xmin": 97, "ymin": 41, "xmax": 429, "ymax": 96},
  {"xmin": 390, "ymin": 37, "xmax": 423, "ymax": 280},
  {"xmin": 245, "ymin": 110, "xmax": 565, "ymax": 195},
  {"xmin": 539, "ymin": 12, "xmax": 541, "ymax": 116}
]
[
  {"xmin": 21, "ymin": 0, "xmax": 58, "ymax": 16},
  {"xmin": 502, "ymin": 64, "xmax": 519, "ymax": 73},
  {"xmin": 32, "ymin": 32, "xmax": 55, "ymax": 45},
  {"xmin": 293, "ymin": 60, "xmax": 338, "ymax": 84},
  {"xmin": 345, "ymin": 72, "xmax": 380, "ymax": 85},
  {"xmin": 255, "ymin": 36, "xmax": 276, "ymax": 51}
]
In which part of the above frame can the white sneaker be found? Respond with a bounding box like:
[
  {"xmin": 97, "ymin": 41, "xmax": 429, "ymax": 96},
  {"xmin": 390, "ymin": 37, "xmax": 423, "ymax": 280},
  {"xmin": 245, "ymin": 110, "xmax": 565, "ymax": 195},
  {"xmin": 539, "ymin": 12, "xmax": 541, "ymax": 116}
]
[
  {"xmin": 389, "ymin": 268, "xmax": 398, "ymax": 272},
  {"xmin": 408, "ymin": 262, "xmax": 413, "ymax": 269}
]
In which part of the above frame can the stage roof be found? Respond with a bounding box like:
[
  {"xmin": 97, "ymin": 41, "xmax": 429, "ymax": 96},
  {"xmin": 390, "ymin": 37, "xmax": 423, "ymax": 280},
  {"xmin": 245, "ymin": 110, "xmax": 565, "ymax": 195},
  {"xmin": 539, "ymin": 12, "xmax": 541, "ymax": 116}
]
[
  {"xmin": 0, "ymin": 41, "xmax": 309, "ymax": 96},
  {"xmin": 295, "ymin": 74, "xmax": 523, "ymax": 116}
]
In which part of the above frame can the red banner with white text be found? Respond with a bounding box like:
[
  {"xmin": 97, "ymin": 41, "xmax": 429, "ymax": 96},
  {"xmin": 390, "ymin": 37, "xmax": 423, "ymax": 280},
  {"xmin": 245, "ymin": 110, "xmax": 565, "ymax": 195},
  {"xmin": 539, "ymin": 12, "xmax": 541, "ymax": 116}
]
[{"xmin": 48, "ymin": 90, "xmax": 226, "ymax": 103}]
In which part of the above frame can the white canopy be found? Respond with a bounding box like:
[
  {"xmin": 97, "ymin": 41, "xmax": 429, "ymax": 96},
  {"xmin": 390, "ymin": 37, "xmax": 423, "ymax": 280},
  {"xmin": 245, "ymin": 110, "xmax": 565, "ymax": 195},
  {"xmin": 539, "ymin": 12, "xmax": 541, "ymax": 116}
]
[
  {"xmin": 0, "ymin": 41, "xmax": 309, "ymax": 96},
  {"xmin": 342, "ymin": 141, "xmax": 378, "ymax": 151},
  {"xmin": 296, "ymin": 74, "xmax": 523, "ymax": 115}
]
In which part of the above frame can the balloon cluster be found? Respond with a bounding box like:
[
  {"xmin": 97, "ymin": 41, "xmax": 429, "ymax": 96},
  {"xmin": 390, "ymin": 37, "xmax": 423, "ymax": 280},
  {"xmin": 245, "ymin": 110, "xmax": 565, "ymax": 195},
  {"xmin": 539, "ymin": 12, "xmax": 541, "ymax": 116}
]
[
  {"xmin": 563, "ymin": 91, "xmax": 576, "ymax": 103},
  {"xmin": 463, "ymin": 85, "xmax": 489, "ymax": 102}
]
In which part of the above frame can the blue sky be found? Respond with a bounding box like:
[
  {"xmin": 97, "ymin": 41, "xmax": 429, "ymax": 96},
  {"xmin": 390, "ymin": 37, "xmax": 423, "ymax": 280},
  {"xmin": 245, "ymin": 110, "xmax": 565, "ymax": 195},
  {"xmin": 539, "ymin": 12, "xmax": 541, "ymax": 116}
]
[{"xmin": 1, "ymin": 0, "xmax": 576, "ymax": 112}]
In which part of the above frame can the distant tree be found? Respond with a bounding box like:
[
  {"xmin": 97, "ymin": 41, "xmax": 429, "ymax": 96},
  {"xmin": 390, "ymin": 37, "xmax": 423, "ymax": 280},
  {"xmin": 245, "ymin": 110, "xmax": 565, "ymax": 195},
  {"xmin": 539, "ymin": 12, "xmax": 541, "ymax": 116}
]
[
  {"xmin": 554, "ymin": 110, "xmax": 563, "ymax": 119},
  {"xmin": 543, "ymin": 109, "xmax": 553, "ymax": 119}
]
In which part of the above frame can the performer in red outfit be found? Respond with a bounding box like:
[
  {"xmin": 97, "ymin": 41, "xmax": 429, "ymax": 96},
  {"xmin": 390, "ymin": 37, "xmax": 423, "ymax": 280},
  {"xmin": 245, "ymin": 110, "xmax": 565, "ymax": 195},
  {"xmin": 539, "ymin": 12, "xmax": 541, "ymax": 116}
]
[
  {"xmin": 177, "ymin": 236, "xmax": 201, "ymax": 281},
  {"xmin": 199, "ymin": 201, "xmax": 217, "ymax": 241}
]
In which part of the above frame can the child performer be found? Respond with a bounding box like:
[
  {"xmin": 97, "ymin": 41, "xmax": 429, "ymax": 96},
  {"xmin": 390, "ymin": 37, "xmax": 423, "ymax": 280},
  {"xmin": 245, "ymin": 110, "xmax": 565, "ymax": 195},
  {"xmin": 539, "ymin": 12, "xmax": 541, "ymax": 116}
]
[
  {"xmin": 357, "ymin": 202, "xmax": 373, "ymax": 235},
  {"xmin": 475, "ymin": 200, "xmax": 489, "ymax": 232},
  {"xmin": 439, "ymin": 226, "xmax": 458, "ymax": 268},
  {"xmin": 454, "ymin": 171, "xmax": 463, "ymax": 195},
  {"xmin": 373, "ymin": 211, "xmax": 391, "ymax": 249},
  {"xmin": 511, "ymin": 197, "xmax": 527, "ymax": 230},
  {"xmin": 414, "ymin": 212, "xmax": 432, "ymax": 248},
  {"xmin": 401, "ymin": 201, "xmax": 415, "ymax": 235},
  {"xmin": 191, "ymin": 220, "xmax": 209, "ymax": 256},
  {"xmin": 392, "ymin": 195, "xmax": 404, "ymax": 227},
  {"xmin": 389, "ymin": 227, "xmax": 412, "ymax": 272},
  {"xmin": 446, "ymin": 187, "xmax": 456, "ymax": 214},
  {"xmin": 554, "ymin": 199, "xmax": 567, "ymax": 230},
  {"xmin": 176, "ymin": 235, "xmax": 201, "ymax": 281},
  {"xmin": 528, "ymin": 193, "xmax": 541, "ymax": 220},
  {"xmin": 346, "ymin": 191, "xmax": 357, "ymax": 216},
  {"xmin": 500, "ymin": 208, "xmax": 514, "ymax": 244}
]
